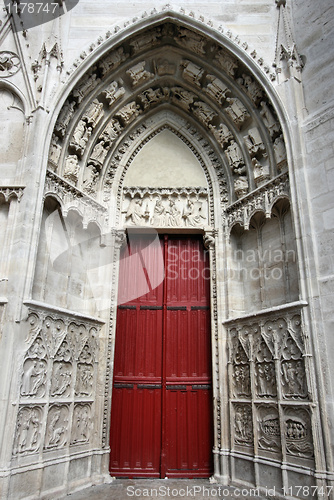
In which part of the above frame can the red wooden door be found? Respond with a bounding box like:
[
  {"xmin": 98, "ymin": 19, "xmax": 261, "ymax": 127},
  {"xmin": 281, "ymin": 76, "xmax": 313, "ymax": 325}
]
[{"xmin": 109, "ymin": 234, "xmax": 213, "ymax": 478}]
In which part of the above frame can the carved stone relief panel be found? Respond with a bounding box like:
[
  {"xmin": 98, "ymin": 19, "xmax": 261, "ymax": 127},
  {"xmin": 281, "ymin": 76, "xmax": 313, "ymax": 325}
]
[
  {"xmin": 71, "ymin": 403, "xmax": 92, "ymax": 445},
  {"xmin": 284, "ymin": 407, "xmax": 314, "ymax": 459},
  {"xmin": 122, "ymin": 187, "xmax": 209, "ymax": 228},
  {"xmin": 21, "ymin": 359, "xmax": 47, "ymax": 398},
  {"xmin": 13, "ymin": 406, "xmax": 44, "ymax": 455},
  {"xmin": 44, "ymin": 404, "xmax": 69, "ymax": 449},
  {"xmin": 257, "ymin": 405, "xmax": 281, "ymax": 453},
  {"xmin": 255, "ymin": 339, "xmax": 277, "ymax": 398},
  {"xmin": 229, "ymin": 331, "xmax": 251, "ymax": 398},
  {"xmin": 281, "ymin": 335, "xmax": 307, "ymax": 399},
  {"xmin": 233, "ymin": 403, "xmax": 253, "ymax": 447}
]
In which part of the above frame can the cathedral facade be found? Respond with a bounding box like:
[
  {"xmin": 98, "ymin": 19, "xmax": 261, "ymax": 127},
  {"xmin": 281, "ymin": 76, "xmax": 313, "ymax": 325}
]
[{"xmin": 0, "ymin": 0, "xmax": 334, "ymax": 498}]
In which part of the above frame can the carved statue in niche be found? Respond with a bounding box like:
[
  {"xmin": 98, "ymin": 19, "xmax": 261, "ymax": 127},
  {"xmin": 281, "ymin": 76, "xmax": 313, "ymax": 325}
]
[
  {"xmin": 225, "ymin": 141, "xmax": 246, "ymax": 174},
  {"xmin": 193, "ymin": 101, "xmax": 217, "ymax": 127},
  {"xmin": 55, "ymin": 100, "xmax": 76, "ymax": 137},
  {"xmin": 89, "ymin": 140, "xmax": 109, "ymax": 169},
  {"xmin": 244, "ymin": 127, "xmax": 266, "ymax": 157},
  {"xmin": 102, "ymin": 81, "xmax": 125, "ymax": 107},
  {"xmin": 73, "ymin": 72, "xmax": 101, "ymax": 103},
  {"xmin": 129, "ymin": 29, "xmax": 161, "ymax": 54},
  {"xmin": 45, "ymin": 406, "xmax": 68, "ymax": 448},
  {"xmin": 75, "ymin": 364, "xmax": 94, "ymax": 396},
  {"xmin": 125, "ymin": 198, "xmax": 150, "ymax": 225},
  {"xmin": 234, "ymin": 405, "xmax": 253, "ymax": 445},
  {"xmin": 237, "ymin": 74, "xmax": 264, "ymax": 106},
  {"xmin": 21, "ymin": 360, "xmax": 47, "ymax": 397},
  {"xmin": 209, "ymin": 123, "xmax": 233, "ymax": 148},
  {"xmin": 64, "ymin": 155, "xmax": 79, "ymax": 185},
  {"xmin": 234, "ymin": 176, "xmax": 249, "ymax": 198},
  {"xmin": 155, "ymin": 58, "xmax": 176, "ymax": 76},
  {"xmin": 273, "ymin": 135, "xmax": 287, "ymax": 170},
  {"xmin": 126, "ymin": 61, "xmax": 154, "ymax": 87},
  {"xmin": 214, "ymin": 48, "xmax": 238, "ymax": 76},
  {"xmin": 138, "ymin": 87, "xmax": 170, "ymax": 110},
  {"xmin": 82, "ymin": 99, "xmax": 104, "ymax": 128},
  {"xmin": 99, "ymin": 47, "xmax": 127, "ymax": 76},
  {"xmin": 115, "ymin": 101, "xmax": 142, "ymax": 126},
  {"xmin": 259, "ymin": 101, "xmax": 281, "ymax": 138},
  {"xmin": 14, "ymin": 407, "xmax": 42, "ymax": 454},
  {"xmin": 83, "ymin": 164, "xmax": 100, "ymax": 196},
  {"xmin": 71, "ymin": 404, "xmax": 91, "ymax": 444},
  {"xmin": 182, "ymin": 199, "xmax": 206, "ymax": 227},
  {"xmin": 225, "ymin": 98, "xmax": 250, "ymax": 130},
  {"xmin": 51, "ymin": 361, "xmax": 72, "ymax": 397},
  {"xmin": 70, "ymin": 120, "xmax": 92, "ymax": 156},
  {"xmin": 181, "ymin": 60, "xmax": 205, "ymax": 87},
  {"xmin": 284, "ymin": 409, "xmax": 314, "ymax": 458},
  {"xmin": 204, "ymin": 75, "xmax": 230, "ymax": 104},
  {"xmin": 171, "ymin": 87, "xmax": 196, "ymax": 111},
  {"xmin": 99, "ymin": 118, "xmax": 123, "ymax": 145},
  {"xmin": 49, "ymin": 134, "xmax": 62, "ymax": 170},
  {"xmin": 174, "ymin": 28, "xmax": 206, "ymax": 55}
]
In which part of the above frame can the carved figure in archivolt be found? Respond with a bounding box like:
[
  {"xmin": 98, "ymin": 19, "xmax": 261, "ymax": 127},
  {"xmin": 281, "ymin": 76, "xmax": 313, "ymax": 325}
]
[
  {"xmin": 115, "ymin": 101, "xmax": 141, "ymax": 126},
  {"xmin": 237, "ymin": 74, "xmax": 264, "ymax": 106},
  {"xmin": 102, "ymin": 81, "xmax": 125, "ymax": 107},
  {"xmin": 45, "ymin": 405, "xmax": 68, "ymax": 449},
  {"xmin": 89, "ymin": 140, "xmax": 109, "ymax": 169},
  {"xmin": 193, "ymin": 101, "xmax": 217, "ymax": 127},
  {"xmin": 234, "ymin": 176, "xmax": 249, "ymax": 198},
  {"xmin": 49, "ymin": 134, "xmax": 62, "ymax": 170},
  {"xmin": 244, "ymin": 127, "xmax": 266, "ymax": 158},
  {"xmin": 181, "ymin": 60, "xmax": 204, "ymax": 87},
  {"xmin": 225, "ymin": 98, "xmax": 250, "ymax": 129},
  {"xmin": 70, "ymin": 120, "xmax": 92, "ymax": 156},
  {"xmin": 209, "ymin": 123, "xmax": 233, "ymax": 148},
  {"xmin": 155, "ymin": 58, "xmax": 176, "ymax": 76},
  {"xmin": 234, "ymin": 405, "xmax": 253, "ymax": 446},
  {"xmin": 75, "ymin": 363, "xmax": 94, "ymax": 396},
  {"xmin": 21, "ymin": 359, "xmax": 47, "ymax": 397},
  {"xmin": 214, "ymin": 47, "xmax": 238, "ymax": 76},
  {"xmin": 260, "ymin": 101, "xmax": 280, "ymax": 138},
  {"xmin": 71, "ymin": 404, "xmax": 91, "ymax": 444},
  {"xmin": 130, "ymin": 29, "xmax": 161, "ymax": 54},
  {"xmin": 126, "ymin": 61, "xmax": 154, "ymax": 87},
  {"xmin": 83, "ymin": 99, "xmax": 104, "ymax": 128},
  {"xmin": 171, "ymin": 87, "xmax": 196, "ymax": 111},
  {"xmin": 99, "ymin": 47, "xmax": 127, "ymax": 76},
  {"xmin": 73, "ymin": 73, "xmax": 100, "ymax": 103},
  {"xmin": 174, "ymin": 28, "xmax": 206, "ymax": 55},
  {"xmin": 225, "ymin": 141, "xmax": 246, "ymax": 175},
  {"xmin": 138, "ymin": 87, "xmax": 170, "ymax": 110},
  {"xmin": 253, "ymin": 158, "xmax": 270, "ymax": 186},
  {"xmin": 14, "ymin": 407, "xmax": 42, "ymax": 455},
  {"xmin": 64, "ymin": 155, "xmax": 79, "ymax": 185},
  {"xmin": 83, "ymin": 164, "xmax": 100, "ymax": 196},
  {"xmin": 51, "ymin": 361, "xmax": 72, "ymax": 397},
  {"xmin": 273, "ymin": 135, "xmax": 287, "ymax": 170},
  {"xmin": 204, "ymin": 75, "xmax": 230, "ymax": 104},
  {"xmin": 55, "ymin": 100, "xmax": 76, "ymax": 137},
  {"xmin": 99, "ymin": 118, "xmax": 122, "ymax": 145}
]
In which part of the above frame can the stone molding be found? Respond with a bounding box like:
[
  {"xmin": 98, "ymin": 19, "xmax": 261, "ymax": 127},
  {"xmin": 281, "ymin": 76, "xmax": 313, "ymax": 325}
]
[{"xmin": 0, "ymin": 186, "xmax": 25, "ymax": 203}]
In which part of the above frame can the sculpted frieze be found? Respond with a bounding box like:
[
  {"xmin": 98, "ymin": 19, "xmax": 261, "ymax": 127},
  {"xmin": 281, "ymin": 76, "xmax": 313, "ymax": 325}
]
[{"xmin": 122, "ymin": 188, "xmax": 208, "ymax": 228}]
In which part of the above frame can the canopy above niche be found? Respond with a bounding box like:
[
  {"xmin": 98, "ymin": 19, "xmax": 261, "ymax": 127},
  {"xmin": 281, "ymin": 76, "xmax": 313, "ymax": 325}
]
[{"xmin": 123, "ymin": 129, "xmax": 207, "ymax": 188}]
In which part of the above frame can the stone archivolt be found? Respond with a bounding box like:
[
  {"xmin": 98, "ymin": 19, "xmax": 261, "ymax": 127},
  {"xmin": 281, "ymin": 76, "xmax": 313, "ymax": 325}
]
[{"xmin": 48, "ymin": 23, "xmax": 286, "ymax": 208}]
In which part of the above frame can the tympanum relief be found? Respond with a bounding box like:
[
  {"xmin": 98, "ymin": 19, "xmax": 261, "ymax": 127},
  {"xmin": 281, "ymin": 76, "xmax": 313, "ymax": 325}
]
[{"xmin": 122, "ymin": 188, "xmax": 209, "ymax": 228}]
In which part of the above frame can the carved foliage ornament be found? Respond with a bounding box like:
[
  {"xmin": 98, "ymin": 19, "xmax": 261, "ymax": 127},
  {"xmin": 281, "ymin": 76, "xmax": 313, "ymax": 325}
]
[{"xmin": 0, "ymin": 51, "xmax": 20, "ymax": 77}]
